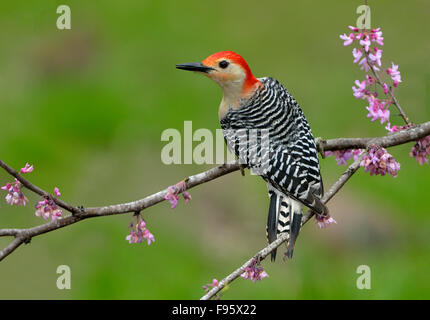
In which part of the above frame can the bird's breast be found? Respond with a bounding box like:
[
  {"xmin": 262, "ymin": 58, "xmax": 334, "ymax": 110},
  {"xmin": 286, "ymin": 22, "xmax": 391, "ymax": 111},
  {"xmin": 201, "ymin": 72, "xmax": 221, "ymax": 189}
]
[{"xmin": 218, "ymin": 96, "xmax": 239, "ymax": 121}]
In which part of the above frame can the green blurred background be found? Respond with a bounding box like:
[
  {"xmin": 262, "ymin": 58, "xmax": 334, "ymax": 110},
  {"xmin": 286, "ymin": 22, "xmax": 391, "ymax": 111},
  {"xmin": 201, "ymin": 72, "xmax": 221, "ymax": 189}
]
[{"xmin": 0, "ymin": 0, "xmax": 429, "ymax": 299}]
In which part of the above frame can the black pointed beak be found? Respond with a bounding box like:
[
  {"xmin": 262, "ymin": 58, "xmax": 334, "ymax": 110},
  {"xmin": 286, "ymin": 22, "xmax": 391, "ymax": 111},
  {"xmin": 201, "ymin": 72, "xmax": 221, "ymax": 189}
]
[{"xmin": 176, "ymin": 62, "xmax": 214, "ymax": 73}]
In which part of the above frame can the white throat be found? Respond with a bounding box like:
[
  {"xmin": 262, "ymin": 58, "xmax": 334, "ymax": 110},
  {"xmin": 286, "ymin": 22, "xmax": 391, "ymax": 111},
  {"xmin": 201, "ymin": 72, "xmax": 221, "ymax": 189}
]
[{"xmin": 218, "ymin": 79, "xmax": 244, "ymax": 120}]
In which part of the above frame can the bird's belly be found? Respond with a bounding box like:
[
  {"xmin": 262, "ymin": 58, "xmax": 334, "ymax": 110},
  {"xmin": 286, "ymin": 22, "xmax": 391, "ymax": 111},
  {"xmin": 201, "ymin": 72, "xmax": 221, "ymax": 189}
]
[{"xmin": 221, "ymin": 126, "xmax": 272, "ymax": 175}]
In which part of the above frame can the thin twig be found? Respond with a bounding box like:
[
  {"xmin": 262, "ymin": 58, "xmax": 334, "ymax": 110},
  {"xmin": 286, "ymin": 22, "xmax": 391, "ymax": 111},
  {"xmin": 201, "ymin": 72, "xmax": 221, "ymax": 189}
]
[{"xmin": 0, "ymin": 237, "xmax": 24, "ymax": 260}]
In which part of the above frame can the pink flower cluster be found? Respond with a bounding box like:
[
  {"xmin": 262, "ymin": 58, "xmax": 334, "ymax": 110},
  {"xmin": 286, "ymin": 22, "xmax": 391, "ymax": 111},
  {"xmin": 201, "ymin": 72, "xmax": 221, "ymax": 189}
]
[
  {"xmin": 35, "ymin": 189, "xmax": 63, "ymax": 222},
  {"xmin": 241, "ymin": 259, "xmax": 268, "ymax": 283},
  {"xmin": 315, "ymin": 214, "xmax": 337, "ymax": 229},
  {"xmin": 409, "ymin": 135, "xmax": 430, "ymax": 165},
  {"xmin": 1, "ymin": 179, "xmax": 28, "ymax": 206},
  {"xmin": 360, "ymin": 145, "xmax": 400, "ymax": 177},
  {"xmin": 340, "ymin": 26, "xmax": 402, "ymax": 127},
  {"xmin": 325, "ymin": 149, "xmax": 362, "ymax": 166},
  {"xmin": 1, "ymin": 163, "xmax": 66, "ymax": 221},
  {"xmin": 365, "ymin": 94, "xmax": 391, "ymax": 124},
  {"xmin": 126, "ymin": 217, "xmax": 155, "ymax": 245},
  {"xmin": 340, "ymin": 27, "xmax": 384, "ymax": 69},
  {"xmin": 164, "ymin": 181, "xmax": 192, "ymax": 209},
  {"xmin": 351, "ymin": 76, "xmax": 391, "ymax": 125},
  {"xmin": 1, "ymin": 163, "xmax": 34, "ymax": 206}
]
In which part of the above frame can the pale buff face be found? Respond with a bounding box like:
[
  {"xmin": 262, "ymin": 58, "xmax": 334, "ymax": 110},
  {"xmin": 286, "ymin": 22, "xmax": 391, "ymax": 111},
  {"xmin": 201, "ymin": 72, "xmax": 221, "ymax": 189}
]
[
  {"xmin": 176, "ymin": 51, "xmax": 261, "ymax": 119},
  {"xmin": 203, "ymin": 59, "xmax": 247, "ymax": 99}
]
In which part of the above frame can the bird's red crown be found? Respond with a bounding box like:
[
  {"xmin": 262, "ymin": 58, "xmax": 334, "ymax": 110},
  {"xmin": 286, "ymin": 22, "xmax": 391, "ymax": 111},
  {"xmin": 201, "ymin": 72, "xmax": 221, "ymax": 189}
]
[{"xmin": 202, "ymin": 51, "xmax": 259, "ymax": 93}]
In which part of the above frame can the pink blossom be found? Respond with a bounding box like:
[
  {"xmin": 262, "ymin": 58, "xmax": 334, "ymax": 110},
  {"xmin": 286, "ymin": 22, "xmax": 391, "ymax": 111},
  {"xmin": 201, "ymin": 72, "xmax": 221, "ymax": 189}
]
[
  {"xmin": 164, "ymin": 181, "xmax": 192, "ymax": 208},
  {"xmin": 142, "ymin": 229, "xmax": 155, "ymax": 245},
  {"xmin": 378, "ymin": 108, "xmax": 390, "ymax": 124},
  {"xmin": 386, "ymin": 63, "xmax": 401, "ymax": 86},
  {"xmin": 54, "ymin": 187, "xmax": 61, "ymax": 197},
  {"xmin": 368, "ymin": 47, "xmax": 382, "ymax": 67},
  {"xmin": 315, "ymin": 214, "xmax": 337, "ymax": 229},
  {"xmin": 136, "ymin": 219, "xmax": 146, "ymax": 231},
  {"xmin": 385, "ymin": 123, "xmax": 399, "ymax": 133},
  {"xmin": 241, "ymin": 259, "xmax": 269, "ymax": 282},
  {"xmin": 35, "ymin": 198, "xmax": 62, "ymax": 221},
  {"xmin": 352, "ymin": 149, "xmax": 362, "ymax": 160},
  {"xmin": 20, "ymin": 163, "xmax": 34, "ymax": 174},
  {"xmin": 409, "ymin": 136, "xmax": 430, "ymax": 165},
  {"xmin": 359, "ymin": 35, "xmax": 371, "ymax": 52},
  {"xmin": 340, "ymin": 25, "xmax": 401, "ymax": 129},
  {"xmin": 1, "ymin": 183, "xmax": 11, "ymax": 191},
  {"xmin": 182, "ymin": 191, "xmax": 192, "ymax": 204},
  {"xmin": 352, "ymin": 48, "xmax": 362, "ymax": 63},
  {"xmin": 202, "ymin": 278, "xmax": 220, "ymax": 293},
  {"xmin": 383, "ymin": 83, "xmax": 389, "ymax": 95},
  {"xmin": 34, "ymin": 187, "xmax": 64, "ymax": 221},
  {"xmin": 126, "ymin": 216, "xmax": 155, "ymax": 245},
  {"xmin": 360, "ymin": 146, "xmax": 400, "ymax": 177},
  {"xmin": 352, "ymin": 80, "xmax": 367, "ymax": 99},
  {"xmin": 340, "ymin": 33, "xmax": 355, "ymax": 46},
  {"xmin": 358, "ymin": 57, "xmax": 370, "ymax": 72},
  {"xmin": 366, "ymin": 98, "xmax": 390, "ymax": 124},
  {"xmin": 1, "ymin": 179, "xmax": 28, "ymax": 206},
  {"xmin": 366, "ymin": 106, "xmax": 390, "ymax": 124},
  {"xmin": 366, "ymin": 75, "xmax": 375, "ymax": 85},
  {"xmin": 370, "ymin": 28, "xmax": 384, "ymax": 46},
  {"xmin": 325, "ymin": 149, "xmax": 362, "ymax": 166},
  {"xmin": 164, "ymin": 186, "xmax": 179, "ymax": 209},
  {"xmin": 126, "ymin": 230, "xmax": 142, "ymax": 244}
]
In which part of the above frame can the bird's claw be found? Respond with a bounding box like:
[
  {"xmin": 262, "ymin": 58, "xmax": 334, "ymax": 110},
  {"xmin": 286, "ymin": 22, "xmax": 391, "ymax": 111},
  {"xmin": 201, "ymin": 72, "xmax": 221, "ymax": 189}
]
[
  {"xmin": 239, "ymin": 164, "xmax": 246, "ymax": 176},
  {"xmin": 315, "ymin": 137, "xmax": 326, "ymax": 158},
  {"xmin": 74, "ymin": 205, "xmax": 85, "ymax": 217}
]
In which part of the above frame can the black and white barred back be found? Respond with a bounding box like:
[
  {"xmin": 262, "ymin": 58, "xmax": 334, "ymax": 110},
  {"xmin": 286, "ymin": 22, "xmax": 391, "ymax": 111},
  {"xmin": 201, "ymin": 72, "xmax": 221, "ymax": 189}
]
[{"xmin": 220, "ymin": 77, "xmax": 327, "ymax": 260}]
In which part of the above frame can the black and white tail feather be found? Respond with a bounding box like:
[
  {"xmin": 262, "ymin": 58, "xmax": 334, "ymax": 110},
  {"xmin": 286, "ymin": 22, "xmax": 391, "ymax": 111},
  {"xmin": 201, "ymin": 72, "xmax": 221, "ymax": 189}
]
[{"xmin": 266, "ymin": 187, "xmax": 303, "ymax": 261}]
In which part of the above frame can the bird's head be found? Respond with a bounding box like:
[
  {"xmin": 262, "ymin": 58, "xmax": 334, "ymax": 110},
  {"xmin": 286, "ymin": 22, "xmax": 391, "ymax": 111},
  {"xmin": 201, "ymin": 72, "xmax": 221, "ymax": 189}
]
[{"xmin": 176, "ymin": 51, "xmax": 261, "ymax": 100}]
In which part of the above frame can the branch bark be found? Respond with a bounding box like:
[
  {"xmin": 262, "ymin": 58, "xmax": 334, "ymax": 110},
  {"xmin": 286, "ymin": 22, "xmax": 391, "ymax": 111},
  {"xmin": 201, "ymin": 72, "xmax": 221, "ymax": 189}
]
[
  {"xmin": 319, "ymin": 121, "xmax": 430, "ymax": 151},
  {"xmin": 0, "ymin": 121, "xmax": 429, "ymax": 278},
  {"xmin": 200, "ymin": 155, "xmax": 364, "ymax": 300},
  {"xmin": 0, "ymin": 162, "xmax": 240, "ymax": 261}
]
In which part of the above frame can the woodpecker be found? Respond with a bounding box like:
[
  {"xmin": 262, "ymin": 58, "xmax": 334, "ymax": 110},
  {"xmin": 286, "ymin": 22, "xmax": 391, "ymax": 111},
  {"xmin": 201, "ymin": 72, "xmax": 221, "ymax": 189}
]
[{"xmin": 177, "ymin": 51, "xmax": 327, "ymax": 260}]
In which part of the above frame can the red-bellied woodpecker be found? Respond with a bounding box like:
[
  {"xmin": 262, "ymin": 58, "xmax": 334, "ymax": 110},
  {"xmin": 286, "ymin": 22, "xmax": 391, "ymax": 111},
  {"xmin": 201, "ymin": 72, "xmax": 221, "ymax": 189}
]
[{"xmin": 177, "ymin": 51, "xmax": 328, "ymax": 260}]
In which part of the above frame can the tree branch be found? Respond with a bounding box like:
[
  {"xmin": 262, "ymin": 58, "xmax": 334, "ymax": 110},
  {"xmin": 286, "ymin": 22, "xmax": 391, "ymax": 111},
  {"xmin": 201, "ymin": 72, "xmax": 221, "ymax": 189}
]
[
  {"xmin": 319, "ymin": 121, "xmax": 430, "ymax": 151},
  {"xmin": 0, "ymin": 121, "xmax": 429, "ymax": 270},
  {"xmin": 200, "ymin": 155, "xmax": 363, "ymax": 300},
  {"xmin": 0, "ymin": 163, "xmax": 240, "ymax": 261},
  {"xmin": 0, "ymin": 160, "xmax": 79, "ymax": 214},
  {"xmin": 199, "ymin": 121, "xmax": 430, "ymax": 300}
]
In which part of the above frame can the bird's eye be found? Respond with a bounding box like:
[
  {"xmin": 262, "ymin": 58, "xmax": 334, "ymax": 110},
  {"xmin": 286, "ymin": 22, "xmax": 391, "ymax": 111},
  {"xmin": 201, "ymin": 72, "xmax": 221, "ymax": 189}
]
[{"xmin": 219, "ymin": 60, "xmax": 229, "ymax": 69}]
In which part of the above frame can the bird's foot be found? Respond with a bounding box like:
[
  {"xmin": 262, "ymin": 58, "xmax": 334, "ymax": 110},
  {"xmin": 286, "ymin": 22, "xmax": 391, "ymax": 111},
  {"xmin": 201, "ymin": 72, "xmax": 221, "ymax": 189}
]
[
  {"xmin": 239, "ymin": 163, "xmax": 246, "ymax": 176},
  {"xmin": 315, "ymin": 137, "xmax": 326, "ymax": 158}
]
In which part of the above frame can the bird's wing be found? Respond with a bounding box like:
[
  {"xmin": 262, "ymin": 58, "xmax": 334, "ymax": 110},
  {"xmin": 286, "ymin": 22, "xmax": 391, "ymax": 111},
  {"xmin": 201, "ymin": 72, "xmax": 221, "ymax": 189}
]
[{"xmin": 264, "ymin": 145, "xmax": 328, "ymax": 216}]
